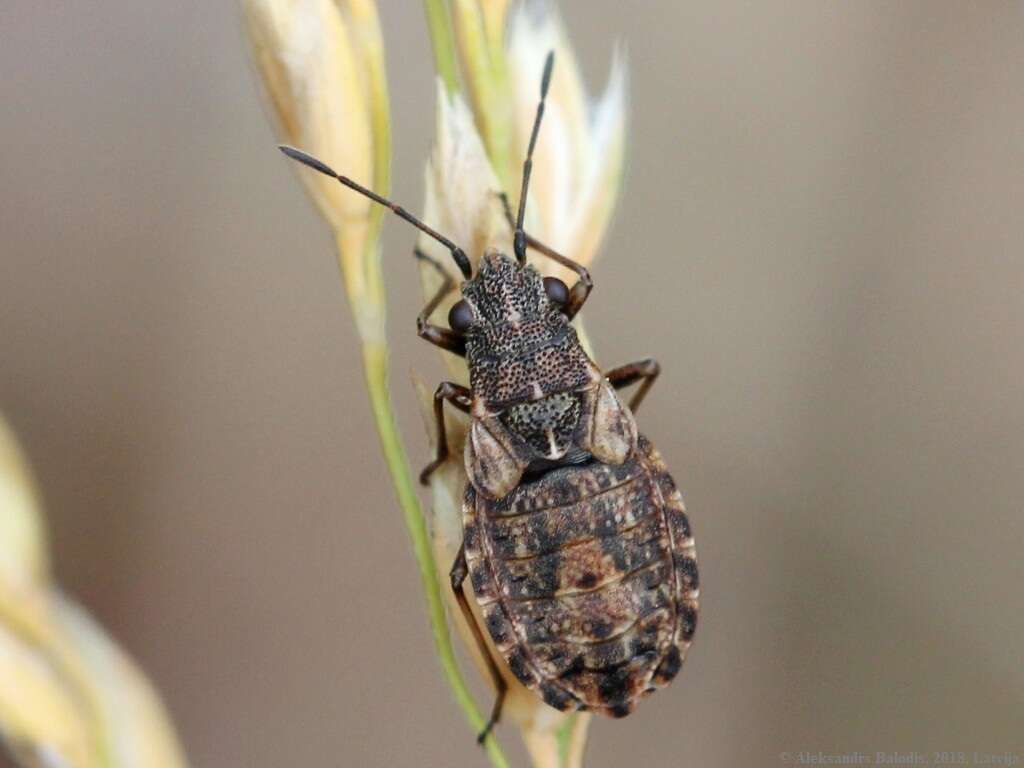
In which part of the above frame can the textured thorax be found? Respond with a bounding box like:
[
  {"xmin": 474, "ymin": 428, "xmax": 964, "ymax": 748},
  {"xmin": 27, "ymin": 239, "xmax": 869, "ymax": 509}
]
[
  {"xmin": 457, "ymin": 252, "xmax": 636, "ymax": 501},
  {"xmin": 462, "ymin": 252, "xmax": 600, "ymax": 413},
  {"xmin": 466, "ymin": 318, "xmax": 599, "ymax": 412}
]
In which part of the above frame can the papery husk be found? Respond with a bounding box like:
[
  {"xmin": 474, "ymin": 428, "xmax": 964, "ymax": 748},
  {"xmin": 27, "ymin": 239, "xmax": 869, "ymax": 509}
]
[
  {"xmin": 242, "ymin": 0, "xmax": 391, "ymax": 338},
  {"xmin": 0, "ymin": 419, "xmax": 48, "ymax": 588},
  {"xmin": 507, "ymin": 5, "xmax": 628, "ymax": 277},
  {"xmin": 417, "ymin": 84, "xmax": 513, "ymax": 384},
  {"xmin": 0, "ymin": 417, "xmax": 186, "ymax": 768}
]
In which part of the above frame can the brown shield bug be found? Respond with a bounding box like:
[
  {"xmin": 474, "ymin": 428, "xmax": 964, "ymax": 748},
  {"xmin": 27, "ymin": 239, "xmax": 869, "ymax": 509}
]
[{"xmin": 280, "ymin": 52, "xmax": 698, "ymax": 742}]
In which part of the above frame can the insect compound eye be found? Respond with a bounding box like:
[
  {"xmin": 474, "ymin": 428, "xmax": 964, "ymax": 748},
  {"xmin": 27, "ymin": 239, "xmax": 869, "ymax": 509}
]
[
  {"xmin": 448, "ymin": 299, "xmax": 474, "ymax": 333},
  {"xmin": 543, "ymin": 276, "xmax": 569, "ymax": 306}
]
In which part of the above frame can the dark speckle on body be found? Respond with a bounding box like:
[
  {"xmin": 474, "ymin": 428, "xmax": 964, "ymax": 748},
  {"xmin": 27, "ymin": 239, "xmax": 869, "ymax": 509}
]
[{"xmin": 462, "ymin": 436, "xmax": 699, "ymax": 717}]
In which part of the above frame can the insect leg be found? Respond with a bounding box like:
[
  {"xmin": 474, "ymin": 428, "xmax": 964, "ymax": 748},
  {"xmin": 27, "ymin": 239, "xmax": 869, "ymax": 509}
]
[
  {"xmin": 605, "ymin": 358, "xmax": 661, "ymax": 412},
  {"xmin": 497, "ymin": 192, "xmax": 593, "ymax": 320},
  {"xmin": 414, "ymin": 248, "xmax": 466, "ymax": 356},
  {"xmin": 450, "ymin": 543, "xmax": 508, "ymax": 745},
  {"xmin": 419, "ymin": 381, "xmax": 472, "ymax": 485}
]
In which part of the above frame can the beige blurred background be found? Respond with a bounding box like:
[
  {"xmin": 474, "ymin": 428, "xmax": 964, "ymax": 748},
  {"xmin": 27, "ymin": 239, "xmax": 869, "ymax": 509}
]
[{"xmin": 3, "ymin": 2, "xmax": 1023, "ymax": 766}]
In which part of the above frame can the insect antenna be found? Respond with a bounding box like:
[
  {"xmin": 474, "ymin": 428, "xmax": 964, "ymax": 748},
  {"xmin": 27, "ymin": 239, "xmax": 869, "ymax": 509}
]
[
  {"xmin": 513, "ymin": 50, "xmax": 556, "ymax": 265},
  {"xmin": 278, "ymin": 145, "xmax": 473, "ymax": 279}
]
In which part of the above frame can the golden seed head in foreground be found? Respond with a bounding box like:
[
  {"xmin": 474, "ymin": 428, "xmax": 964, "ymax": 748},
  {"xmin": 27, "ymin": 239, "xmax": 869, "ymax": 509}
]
[{"xmin": 0, "ymin": 416, "xmax": 187, "ymax": 768}]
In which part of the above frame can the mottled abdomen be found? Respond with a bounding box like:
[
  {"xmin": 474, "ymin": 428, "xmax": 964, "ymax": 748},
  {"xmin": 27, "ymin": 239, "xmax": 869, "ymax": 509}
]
[{"xmin": 462, "ymin": 435, "xmax": 698, "ymax": 717}]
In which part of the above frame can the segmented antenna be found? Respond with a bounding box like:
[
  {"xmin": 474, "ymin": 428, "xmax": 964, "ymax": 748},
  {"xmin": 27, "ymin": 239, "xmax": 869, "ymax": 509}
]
[
  {"xmin": 278, "ymin": 145, "xmax": 472, "ymax": 279},
  {"xmin": 513, "ymin": 50, "xmax": 555, "ymax": 265}
]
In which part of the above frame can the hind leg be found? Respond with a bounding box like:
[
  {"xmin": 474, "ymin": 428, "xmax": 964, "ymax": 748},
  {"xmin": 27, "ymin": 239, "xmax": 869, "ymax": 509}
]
[{"xmin": 450, "ymin": 544, "xmax": 508, "ymax": 744}]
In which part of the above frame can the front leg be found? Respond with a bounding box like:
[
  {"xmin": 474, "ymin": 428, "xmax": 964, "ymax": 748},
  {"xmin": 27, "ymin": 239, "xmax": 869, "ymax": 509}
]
[
  {"xmin": 414, "ymin": 248, "xmax": 466, "ymax": 356},
  {"xmin": 419, "ymin": 381, "xmax": 472, "ymax": 485},
  {"xmin": 605, "ymin": 358, "xmax": 661, "ymax": 412}
]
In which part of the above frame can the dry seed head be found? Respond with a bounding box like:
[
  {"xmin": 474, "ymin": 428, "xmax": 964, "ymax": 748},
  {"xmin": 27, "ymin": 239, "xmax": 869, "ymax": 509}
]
[
  {"xmin": 243, "ymin": 0, "xmax": 378, "ymax": 229},
  {"xmin": 423, "ymin": 86, "xmax": 512, "ymax": 274},
  {"xmin": 507, "ymin": 6, "xmax": 627, "ymax": 275},
  {"xmin": 418, "ymin": 87, "xmax": 512, "ymax": 383},
  {"xmin": 0, "ymin": 418, "xmax": 187, "ymax": 768},
  {"xmin": 0, "ymin": 416, "xmax": 48, "ymax": 586},
  {"xmin": 243, "ymin": 0, "xmax": 391, "ymax": 339}
]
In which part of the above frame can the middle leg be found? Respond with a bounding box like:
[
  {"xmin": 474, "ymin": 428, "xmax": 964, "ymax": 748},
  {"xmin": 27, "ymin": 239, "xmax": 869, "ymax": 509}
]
[
  {"xmin": 605, "ymin": 358, "xmax": 661, "ymax": 412},
  {"xmin": 414, "ymin": 248, "xmax": 466, "ymax": 356},
  {"xmin": 419, "ymin": 381, "xmax": 472, "ymax": 484}
]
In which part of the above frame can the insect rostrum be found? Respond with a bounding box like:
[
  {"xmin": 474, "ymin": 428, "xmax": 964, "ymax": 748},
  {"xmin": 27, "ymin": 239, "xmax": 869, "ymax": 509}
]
[{"xmin": 280, "ymin": 51, "xmax": 698, "ymax": 744}]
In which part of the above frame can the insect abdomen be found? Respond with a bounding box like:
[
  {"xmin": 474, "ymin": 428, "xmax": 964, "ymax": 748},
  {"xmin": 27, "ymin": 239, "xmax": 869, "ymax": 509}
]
[{"xmin": 462, "ymin": 436, "xmax": 698, "ymax": 717}]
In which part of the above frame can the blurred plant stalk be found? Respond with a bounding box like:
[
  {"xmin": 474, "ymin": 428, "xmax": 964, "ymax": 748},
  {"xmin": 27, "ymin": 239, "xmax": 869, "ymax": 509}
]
[
  {"xmin": 242, "ymin": 1, "xmax": 626, "ymax": 766},
  {"xmin": 241, "ymin": 2, "xmax": 511, "ymax": 766},
  {"xmin": 0, "ymin": 417, "xmax": 188, "ymax": 768}
]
